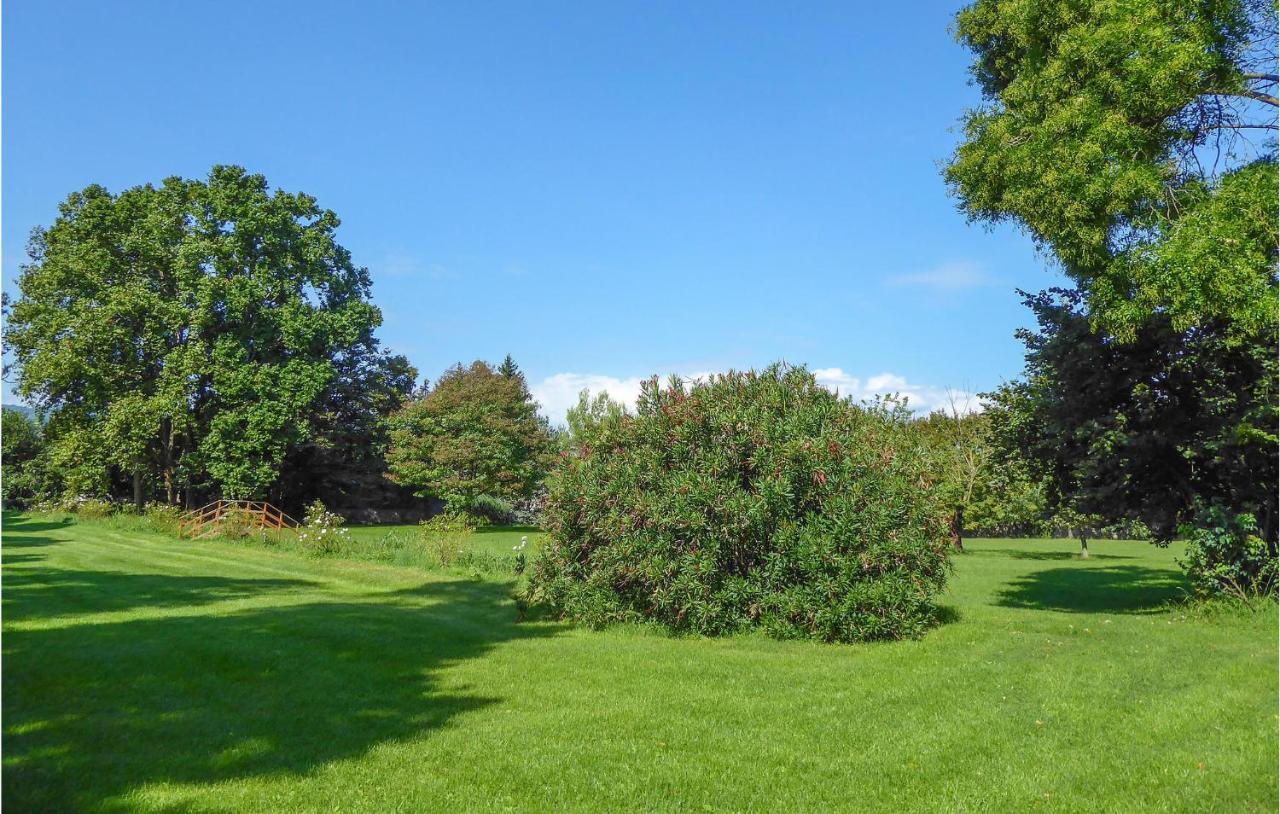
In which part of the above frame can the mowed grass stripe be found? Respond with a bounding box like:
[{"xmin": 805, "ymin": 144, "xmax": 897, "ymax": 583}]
[{"xmin": 3, "ymin": 513, "xmax": 1275, "ymax": 813}]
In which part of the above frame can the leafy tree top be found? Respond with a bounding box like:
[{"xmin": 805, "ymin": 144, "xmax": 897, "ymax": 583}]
[
  {"xmin": 563, "ymin": 388, "xmax": 629, "ymax": 452},
  {"xmin": 946, "ymin": 0, "xmax": 1277, "ymax": 336},
  {"xmin": 387, "ymin": 359, "xmax": 554, "ymax": 510},
  {"xmin": 4, "ymin": 165, "xmax": 398, "ymax": 500}
]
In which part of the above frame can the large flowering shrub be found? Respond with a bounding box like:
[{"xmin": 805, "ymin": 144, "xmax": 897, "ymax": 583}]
[{"xmin": 525, "ymin": 364, "xmax": 953, "ymax": 642}]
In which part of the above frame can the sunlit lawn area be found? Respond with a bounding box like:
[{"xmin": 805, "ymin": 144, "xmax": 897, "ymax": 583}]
[
  {"xmin": 342, "ymin": 522, "xmax": 545, "ymax": 560},
  {"xmin": 3, "ymin": 512, "xmax": 1275, "ymax": 813}
]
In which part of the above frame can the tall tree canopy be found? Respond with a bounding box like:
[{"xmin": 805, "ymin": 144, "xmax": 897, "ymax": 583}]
[
  {"xmin": 387, "ymin": 359, "xmax": 555, "ymax": 513},
  {"xmin": 276, "ymin": 338, "xmax": 418, "ymax": 510},
  {"xmin": 947, "ymin": 0, "xmax": 1277, "ymax": 337},
  {"xmin": 947, "ymin": 0, "xmax": 1277, "ymax": 587},
  {"xmin": 4, "ymin": 166, "xmax": 408, "ymax": 505},
  {"xmin": 914, "ymin": 408, "xmax": 1052, "ymax": 543},
  {"xmin": 915, "ymin": 407, "xmax": 991, "ymax": 550}
]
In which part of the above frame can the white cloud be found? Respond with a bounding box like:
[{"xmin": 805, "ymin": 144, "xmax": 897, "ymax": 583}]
[
  {"xmin": 533, "ymin": 367, "xmax": 980, "ymax": 424},
  {"xmin": 887, "ymin": 260, "xmax": 994, "ymax": 291},
  {"xmin": 811, "ymin": 368, "xmax": 982, "ymax": 415},
  {"xmin": 532, "ymin": 373, "xmax": 650, "ymax": 425}
]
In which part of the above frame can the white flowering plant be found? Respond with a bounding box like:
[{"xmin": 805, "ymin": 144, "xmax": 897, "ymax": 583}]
[
  {"xmin": 52, "ymin": 495, "xmax": 116, "ymax": 519},
  {"xmin": 298, "ymin": 500, "xmax": 351, "ymax": 554},
  {"xmin": 513, "ymin": 535, "xmax": 529, "ymax": 574}
]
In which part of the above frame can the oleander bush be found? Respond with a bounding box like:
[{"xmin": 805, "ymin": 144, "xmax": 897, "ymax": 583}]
[{"xmin": 525, "ymin": 364, "xmax": 953, "ymax": 642}]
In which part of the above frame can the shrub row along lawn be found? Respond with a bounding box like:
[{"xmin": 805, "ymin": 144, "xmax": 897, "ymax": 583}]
[{"xmin": 3, "ymin": 512, "xmax": 1275, "ymax": 813}]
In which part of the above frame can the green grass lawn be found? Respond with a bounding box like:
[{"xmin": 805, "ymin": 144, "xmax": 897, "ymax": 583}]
[
  {"xmin": 3, "ymin": 512, "xmax": 1275, "ymax": 813},
  {"xmin": 342, "ymin": 522, "xmax": 545, "ymax": 560}
]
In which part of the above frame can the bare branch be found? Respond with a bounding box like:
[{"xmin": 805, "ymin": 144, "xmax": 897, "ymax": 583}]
[
  {"xmin": 1220, "ymin": 88, "xmax": 1280, "ymax": 106},
  {"xmin": 1199, "ymin": 121, "xmax": 1280, "ymax": 131}
]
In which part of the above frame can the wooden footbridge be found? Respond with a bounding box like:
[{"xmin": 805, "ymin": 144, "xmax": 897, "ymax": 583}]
[{"xmin": 178, "ymin": 500, "xmax": 300, "ymax": 539}]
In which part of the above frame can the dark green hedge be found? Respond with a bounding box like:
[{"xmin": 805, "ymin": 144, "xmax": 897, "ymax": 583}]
[{"xmin": 525, "ymin": 364, "xmax": 953, "ymax": 642}]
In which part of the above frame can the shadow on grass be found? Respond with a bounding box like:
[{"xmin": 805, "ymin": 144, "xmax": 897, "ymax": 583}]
[
  {"xmin": 2, "ymin": 553, "xmax": 45, "ymax": 565},
  {"xmin": 932, "ymin": 604, "xmax": 962, "ymax": 627},
  {"xmin": 1002, "ymin": 550, "xmax": 1135, "ymax": 561},
  {"xmin": 3, "ymin": 566, "xmax": 319, "ymax": 620},
  {"xmin": 2, "ymin": 513, "xmax": 75, "ymax": 534},
  {"xmin": 997, "ymin": 564, "xmax": 1187, "ymax": 614},
  {"xmin": 966, "ymin": 547, "xmax": 1134, "ymax": 562},
  {"xmin": 1, "ymin": 534, "xmax": 72, "ymax": 550},
  {"xmin": 3, "ymin": 513, "xmax": 78, "ymax": 553},
  {"xmin": 3, "ymin": 569, "xmax": 562, "ymax": 811}
]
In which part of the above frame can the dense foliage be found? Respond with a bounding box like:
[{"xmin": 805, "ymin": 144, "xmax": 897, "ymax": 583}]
[
  {"xmin": 987, "ymin": 289, "xmax": 1278, "ymax": 547},
  {"xmin": 561, "ymin": 388, "xmax": 629, "ymax": 452},
  {"xmin": 947, "ymin": 0, "xmax": 1276, "ymax": 332},
  {"xmin": 387, "ymin": 359, "xmax": 555, "ymax": 514},
  {"xmin": 527, "ymin": 365, "xmax": 953, "ymax": 642},
  {"xmin": 949, "ymin": 0, "xmax": 1278, "ymax": 591},
  {"xmin": 276, "ymin": 348, "xmax": 417, "ymax": 511},
  {"xmin": 915, "ymin": 409, "xmax": 1048, "ymax": 540},
  {"xmin": 468, "ymin": 493, "xmax": 518, "ymax": 525},
  {"xmin": 1, "ymin": 408, "xmax": 47, "ymax": 506},
  {"xmin": 3, "ymin": 166, "xmax": 411, "ymax": 508},
  {"xmin": 914, "ymin": 408, "xmax": 988, "ymax": 549},
  {"xmin": 1180, "ymin": 505, "xmax": 1278, "ymax": 597},
  {"xmin": 961, "ymin": 441, "xmax": 1050, "ymax": 537}
]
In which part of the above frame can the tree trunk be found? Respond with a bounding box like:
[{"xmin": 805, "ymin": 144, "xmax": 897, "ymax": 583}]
[
  {"xmin": 132, "ymin": 470, "xmax": 145, "ymax": 511},
  {"xmin": 950, "ymin": 508, "xmax": 964, "ymax": 552},
  {"xmin": 162, "ymin": 416, "xmax": 176, "ymax": 504}
]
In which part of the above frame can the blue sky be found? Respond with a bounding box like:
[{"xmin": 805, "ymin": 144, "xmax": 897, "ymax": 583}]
[{"xmin": 2, "ymin": 0, "xmax": 1064, "ymax": 420}]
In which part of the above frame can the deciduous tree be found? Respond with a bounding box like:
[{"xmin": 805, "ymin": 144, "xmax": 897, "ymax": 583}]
[
  {"xmin": 987, "ymin": 289, "xmax": 1277, "ymax": 546},
  {"xmin": 1, "ymin": 407, "xmax": 47, "ymax": 505},
  {"xmin": 948, "ymin": 0, "xmax": 1278, "ymax": 588},
  {"xmin": 947, "ymin": 0, "xmax": 1277, "ymax": 331},
  {"xmin": 387, "ymin": 359, "xmax": 554, "ymax": 512},
  {"xmin": 4, "ymin": 166, "xmax": 402, "ymax": 506},
  {"xmin": 562, "ymin": 388, "xmax": 629, "ymax": 452}
]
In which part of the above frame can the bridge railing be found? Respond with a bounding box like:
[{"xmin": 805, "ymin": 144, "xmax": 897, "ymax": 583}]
[{"xmin": 178, "ymin": 499, "xmax": 300, "ymax": 539}]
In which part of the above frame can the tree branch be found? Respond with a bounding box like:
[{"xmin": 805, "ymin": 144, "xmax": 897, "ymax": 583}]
[
  {"xmin": 1222, "ymin": 88, "xmax": 1280, "ymax": 106},
  {"xmin": 1199, "ymin": 121, "xmax": 1280, "ymax": 131}
]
